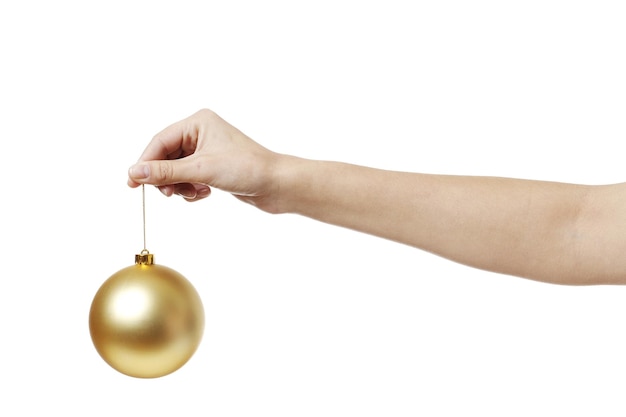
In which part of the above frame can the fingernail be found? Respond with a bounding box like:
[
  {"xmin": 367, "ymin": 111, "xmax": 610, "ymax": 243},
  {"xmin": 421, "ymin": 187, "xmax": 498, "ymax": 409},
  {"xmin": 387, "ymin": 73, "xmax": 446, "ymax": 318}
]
[
  {"xmin": 129, "ymin": 164, "xmax": 150, "ymax": 179},
  {"xmin": 180, "ymin": 189, "xmax": 197, "ymax": 199}
]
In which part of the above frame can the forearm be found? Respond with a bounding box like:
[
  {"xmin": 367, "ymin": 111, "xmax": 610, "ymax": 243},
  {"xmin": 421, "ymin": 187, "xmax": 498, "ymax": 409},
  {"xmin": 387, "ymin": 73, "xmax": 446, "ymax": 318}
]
[{"xmin": 275, "ymin": 156, "xmax": 599, "ymax": 284}]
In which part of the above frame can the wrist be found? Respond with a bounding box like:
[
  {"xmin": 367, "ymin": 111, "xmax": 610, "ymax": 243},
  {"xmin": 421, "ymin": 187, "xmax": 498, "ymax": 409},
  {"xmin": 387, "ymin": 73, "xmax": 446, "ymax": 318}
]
[{"xmin": 270, "ymin": 154, "xmax": 318, "ymax": 215}]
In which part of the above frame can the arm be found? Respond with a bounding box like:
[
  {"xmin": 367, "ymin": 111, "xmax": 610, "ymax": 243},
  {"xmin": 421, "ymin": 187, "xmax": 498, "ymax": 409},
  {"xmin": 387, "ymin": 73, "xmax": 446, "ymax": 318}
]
[
  {"xmin": 276, "ymin": 158, "xmax": 626, "ymax": 285},
  {"xmin": 128, "ymin": 109, "xmax": 626, "ymax": 285}
]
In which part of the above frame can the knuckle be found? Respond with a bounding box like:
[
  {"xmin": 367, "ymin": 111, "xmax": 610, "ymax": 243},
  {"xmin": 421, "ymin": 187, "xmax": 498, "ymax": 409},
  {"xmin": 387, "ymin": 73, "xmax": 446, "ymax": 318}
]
[
  {"xmin": 155, "ymin": 162, "xmax": 172, "ymax": 182},
  {"xmin": 197, "ymin": 108, "xmax": 215, "ymax": 118}
]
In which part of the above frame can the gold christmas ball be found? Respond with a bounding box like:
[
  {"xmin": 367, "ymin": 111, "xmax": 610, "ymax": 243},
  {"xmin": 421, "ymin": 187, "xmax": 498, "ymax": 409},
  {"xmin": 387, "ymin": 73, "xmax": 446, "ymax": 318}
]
[{"xmin": 89, "ymin": 252, "xmax": 204, "ymax": 378}]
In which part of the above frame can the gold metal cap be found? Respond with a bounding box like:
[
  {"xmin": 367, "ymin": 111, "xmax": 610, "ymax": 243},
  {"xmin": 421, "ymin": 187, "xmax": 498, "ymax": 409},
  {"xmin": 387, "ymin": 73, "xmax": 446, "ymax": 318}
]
[{"xmin": 135, "ymin": 249, "xmax": 154, "ymax": 265}]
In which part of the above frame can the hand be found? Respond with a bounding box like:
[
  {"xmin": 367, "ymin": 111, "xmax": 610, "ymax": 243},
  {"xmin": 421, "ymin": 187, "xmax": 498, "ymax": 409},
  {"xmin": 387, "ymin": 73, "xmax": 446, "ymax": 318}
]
[{"xmin": 128, "ymin": 109, "xmax": 282, "ymax": 212}]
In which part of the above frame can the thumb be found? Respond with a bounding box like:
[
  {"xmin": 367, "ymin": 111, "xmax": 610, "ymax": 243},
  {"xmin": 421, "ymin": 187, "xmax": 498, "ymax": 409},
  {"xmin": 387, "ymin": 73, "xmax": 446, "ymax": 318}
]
[{"xmin": 128, "ymin": 159, "xmax": 195, "ymax": 186}]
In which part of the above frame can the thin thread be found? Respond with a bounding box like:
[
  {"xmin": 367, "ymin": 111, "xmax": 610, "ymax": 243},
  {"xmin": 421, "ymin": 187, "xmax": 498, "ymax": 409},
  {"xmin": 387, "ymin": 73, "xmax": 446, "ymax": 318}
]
[{"xmin": 142, "ymin": 184, "xmax": 147, "ymax": 252}]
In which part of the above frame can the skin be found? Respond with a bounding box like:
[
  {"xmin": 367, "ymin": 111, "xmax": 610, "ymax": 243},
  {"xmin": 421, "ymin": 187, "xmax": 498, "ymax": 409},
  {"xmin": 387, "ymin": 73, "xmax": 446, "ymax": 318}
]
[{"xmin": 128, "ymin": 109, "xmax": 626, "ymax": 285}]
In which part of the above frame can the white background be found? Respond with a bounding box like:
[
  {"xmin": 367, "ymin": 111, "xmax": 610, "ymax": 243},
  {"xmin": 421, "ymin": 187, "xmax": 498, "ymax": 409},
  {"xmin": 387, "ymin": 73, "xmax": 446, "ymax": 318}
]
[{"xmin": 1, "ymin": 1, "xmax": 626, "ymax": 415}]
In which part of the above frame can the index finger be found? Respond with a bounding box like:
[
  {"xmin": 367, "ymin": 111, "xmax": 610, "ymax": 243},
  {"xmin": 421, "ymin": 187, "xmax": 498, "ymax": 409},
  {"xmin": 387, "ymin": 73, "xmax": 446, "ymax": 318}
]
[
  {"xmin": 127, "ymin": 113, "xmax": 200, "ymax": 187},
  {"xmin": 140, "ymin": 122, "xmax": 199, "ymax": 162}
]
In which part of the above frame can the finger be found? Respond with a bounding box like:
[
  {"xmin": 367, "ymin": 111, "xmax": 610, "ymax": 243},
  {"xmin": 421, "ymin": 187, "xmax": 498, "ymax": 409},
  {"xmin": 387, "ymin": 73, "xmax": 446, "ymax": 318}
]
[
  {"xmin": 128, "ymin": 177, "xmax": 142, "ymax": 188},
  {"xmin": 174, "ymin": 184, "xmax": 211, "ymax": 202},
  {"xmin": 128, "ymin": 156, "xmax": 207, "ymax": 186},
  {"xmin": 158, "ymin": 185, "xmax": 175, "ymax": 197},
  {"xmin": 137, "ymin": 115, "xmax": 199, "ymax": 163}
]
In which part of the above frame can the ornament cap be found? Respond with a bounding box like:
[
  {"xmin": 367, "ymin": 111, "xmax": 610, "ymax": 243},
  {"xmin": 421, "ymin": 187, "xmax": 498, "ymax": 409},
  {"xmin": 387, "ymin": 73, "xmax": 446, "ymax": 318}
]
[{"xmin": 135, "ymin": 250, "xmax": 154, "ymax": 265}]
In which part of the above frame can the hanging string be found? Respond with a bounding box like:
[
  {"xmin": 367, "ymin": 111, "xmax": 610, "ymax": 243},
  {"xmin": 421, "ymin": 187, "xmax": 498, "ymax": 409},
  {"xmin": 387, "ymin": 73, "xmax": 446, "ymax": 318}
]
[
  {"xmin": 135, "ymin": 184, "xmax": 152, "ymax": 264},
  {"xmin": 142, "ymin": 184, "xmax": 148, "ymax": 253}
]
